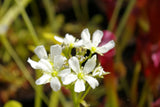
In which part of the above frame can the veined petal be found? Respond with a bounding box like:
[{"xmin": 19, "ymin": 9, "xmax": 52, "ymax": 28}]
[
  {"xmin": 74, "ymin": 79, "xmax": 85, "ymax": 93},
  {"xmin": 62, "ymin": 74, "xmax": 77, "ymax": 85},
  {"xmin": 84, "ymin": 76, "xmax": 99, "ymax": 89},
  {"xmin": 92, "ymin": 30, "xmax": 103, "ymax": 47},
  {"xmin": 50, "ymin": 77, "xmax": 61, "ymax": 91},
  {"xmin": 83, "ymin": 55, "xmax": 97, "ymax": 74},
  {"xmin": 96, "ymin": 40, "xmax": 115, "ymax": 54},
  {"xmin": 81, "ymin": 28, "xmax": 90, "ymax": 43},
  {"xmin": 54, "ymin": 55, "xmax": 66, "ymax": 70},
  {"xmin": 64, "ymin": 34, "xmax": 75, "ymax": 45},
  {"xmin": 58, "ymin": 68, "xmax": 71, "ymax": 77},
  {"xmin": 38, "ymin": 59, "xmax": 52, "ymax": 72},
  {"xmin": 69, "ymin": 57, "xmax": 80, "ymax": 73},
  {"xmin": 35, "ymin": 74, "xmax": 51, "ymax": 85},
  {"xmin": 27, "ymin": 58, "xmax": 39, "ymax": 69},
  {"xmin": 34, "ymin": 45, "xmax": 47, "ymax": 59},
  {"xmin": 50, "ymin": 45, "xmax": 62, "ymax": 61}
]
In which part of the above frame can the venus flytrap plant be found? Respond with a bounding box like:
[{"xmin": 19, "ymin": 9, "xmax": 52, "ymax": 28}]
[{"xmin": 28, "ymin": 28, "xmax": 115, "ymax": 107}]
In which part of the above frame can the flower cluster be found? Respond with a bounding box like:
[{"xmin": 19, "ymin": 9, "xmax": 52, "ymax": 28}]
[{"xmin": 28, "ymin": 28, "xmax": 115, "ymax": 93}]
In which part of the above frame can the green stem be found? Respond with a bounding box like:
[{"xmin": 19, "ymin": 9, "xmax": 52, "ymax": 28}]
[
  {"xmin": 34, "ymin": 86, "xmax": 43, "ymax": 107},
  {"xmin": 0, "ymin": 0, "xmax": 31, "ymax": 27},
  {"xmin": 59, "ymin": 91, "xmax": 70, "ymax": 107},
  {"xmin": 0, "ymin": 0, "xmax": 12, "ymax": 17},
  {"xmin": 80, "ymin": 85, "xmax": 91, "ymax": 102},
  {"xmin": 71, "ymin": 86, "xmax": 80, "ymax": 107},
  {"xmin": 130, "ymin": 62, "xmax": 141, "ymax": 104},
  {"xmin": 42, "ymin": 0, "xmax": 55, "ymax": 32},
  {"xmin": 107, "ymin": 0, "xmax": 124, "ymax": 31},
  {"xmin": 14, "ymin": 0, "xmax": 39, "ymax": 45},
  {"xmin": 49, "ymin": 91, "xmax": 59, "ymax": 107},
  {"xmin": 138, "ymin": 81, "xmax": 149, "ymax": 107},
  {"xmin": 115, "ymin": 0, "xmax": 136, "ymax": 40},
  {"xmin": 81, "ymin": 0, "xmax": 89, "ymax": 22},
  {"xmin": 72, "ymin": 0, "xmax": 81, "ymax": 21}
]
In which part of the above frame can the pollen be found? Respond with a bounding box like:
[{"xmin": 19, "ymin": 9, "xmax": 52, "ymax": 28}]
[
  {"xmin": 91, "ymin": 46, "xmax": 96, "ymax": 52},
  {"xmin": 70, "ymin": 43, "xmax": 74, "ymax": 47},
  {"xmin": 51, "ymin": 71, "xmax": 58, "ymax": 77},
  {"xmin": 78, "ymin": 72, "xmax": 84, "ymax": 79}
]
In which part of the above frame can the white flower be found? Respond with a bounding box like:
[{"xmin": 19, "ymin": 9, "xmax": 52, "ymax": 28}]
[
  {"xmin": 92, "ymin": 66, "xmax": 110, "ymax": 78},
  {"xmin": 81, "ymin": 28, "xmax": 115, "ymax": 55},
  {"xmin": 63, "ymin": 34, "xmax": 83, "ymax": 47},
  {"xmin": 63, "ymin": 55, "xmax": 99, "ymax": 93},
  {"xmin": 27, "ymin": 45, "xmax": 70, "ymax": 91}
]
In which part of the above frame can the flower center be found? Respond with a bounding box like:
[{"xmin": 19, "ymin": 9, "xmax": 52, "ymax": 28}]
[
  {"xmin": 51, "ymin": 71, "xmax": 58, "ymax": 77},
  {"xmin": 70, "ymin": 43, "xmax": 74, "ymax": 47},
  {"xmin": 78, "ymin": 72, "xmax": 84, "ymax": 79},
  {"xmin": 91, "ymin": 46, "xmax": 96, "ymax": 52}
]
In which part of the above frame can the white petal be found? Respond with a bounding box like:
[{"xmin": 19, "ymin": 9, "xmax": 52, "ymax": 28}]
[
  {"xmin": 38, "ymin": 59, "xmax": 52, "ymax": 72},
  {"xmin": 74, "ymin": 39, "xmax": 83, "ymax": 47},
  {"xmin": 74, "ymin": 79, "xmax": 85, "ymax": 93},
  {"xmin": 35, "ymin": 74, "xmax": 51, "ymax": 85},
  {"xmin": 50, "ymin": 77, "xmax": 61, "ymax": 91},
  {"xmin": 64, "ymin": 34, "xmax": 75, "ymax": 45},
  {"xmin": 96, "ymin": 40, "xmax": 115, "ymax": 54},
  {"xmin": 83, "ymin": 55, "xmax": 97, "ymax": 74},
  {"xmin": 50, "ymin": 45, "xmax": 62, "ymax": 61},
  {"xmin": 62, "ymin": 74, "xmax": 77, "ymax": 85},
  {"xmin": 54, "ymin": 36, "xmax": 64, "ymax": 43},
  {"xmin": 27, "ymin": 58, "xmax": 39, "ymax": 69},
  {"xmin": 34, "ymin": 45, "xmax": 48, "ymax": 59},
  {"xmin": 58, "ymin": 68, "xmax": 71, "ymax": 77},
  {"xmin": 54, "ymin": 55, "xmax": 66, "ymax": 70},
  {"xmin": 81, "ymin": 28, "xmax": 90, "ymax": 43},
  {"xmin": 84, "ymin": 76, "xmax": 99, "ymax": 89},
  {"xmin": 92, "ymin": 30, "xmax": 103, "ymax": 47},
  {"xmin": 69, "ymin": 57, "xmax": 80, "ymax": 73}
]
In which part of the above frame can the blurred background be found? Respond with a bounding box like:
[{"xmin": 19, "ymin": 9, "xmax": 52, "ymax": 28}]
[{"xmin": 0, "ymin": 0, "xmax": 160, "ymax": 107}]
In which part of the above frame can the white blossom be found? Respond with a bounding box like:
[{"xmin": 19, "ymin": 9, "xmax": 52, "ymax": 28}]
[
  {"xmin": 81, "ymin": 28, "xmax": 115, "ymax": 55},
  {"xmin": 63, "ymin": 34, "xmax": 83, "ymax": 47},
  {"xmin": 63, "ymin": 55, "xmax": 99, "ymax": 93},
  {"xmin": 27, "ymin": 45, "xmax": 70, "ymax": 91},
  {"xmin": 92, "ymin": 66, "xmax": 110, "ymax": 78}
]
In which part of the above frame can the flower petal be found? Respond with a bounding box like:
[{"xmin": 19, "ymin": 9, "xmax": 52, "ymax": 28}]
[
  {"xmin": 54, "ymin": 36, "xmax": 64, "ymax": 43},
  {"xmin": 35, "ymin": 74, "xmax": 51, "ymax": 85},
  {"xmin": 83, "ymin": 55, "xmax": 97, "ymax": 74},
  {"xmin": 50, "ymin": 77, "xmax": 61, "ymax": 91},
  {"xmin": 96, "ymin": 40, "xmax": 115, "ymax": 54},
  {"xmin": 74, "ymin": 79, "xmax": 85, "ymax": 93},
  {"xmin": 69, "ymin": 57, "xmax": 80, "ymax": 73},
  {"xmin": 84, "ymin": 76, "xmax": 99, "ymax": 89},
  {"xmin": 92, "ymin": 30, "xmax": 103, "ymax": 47},
  {"xmin": 58, "ymin": 68, "xmax": 71, "ymax": 77},
  {"xmin": 62, "ymin": 74, "xmax": 77, "ymax": 85},
  {"xmin": 34, "ymin": 45, "xmax": 48, "ymax": 59},
  {"xmin": 74, "ymin": 39, "xmax": 83, "ymax": 47},
  {"xmin": 50, "ymin": 45, "xmax": 62, "ymax": 61},
  {"xmin": 81, "ymin": 28, "xmax": 90, "ymax": 43},
  {"xmin": 64, "ymin": 34, "xmax": 75, "ymax": 45},
  {"xmin": 38, "ymin": 59, "xmax": 52, "ymax": 72},
  {"xmin": 54, "ymin": 55, "xmax": 66, "ymax": 70},
  {"xmin": 27, "ymin": 58, "xmax": 39, "ymax": 69}
]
